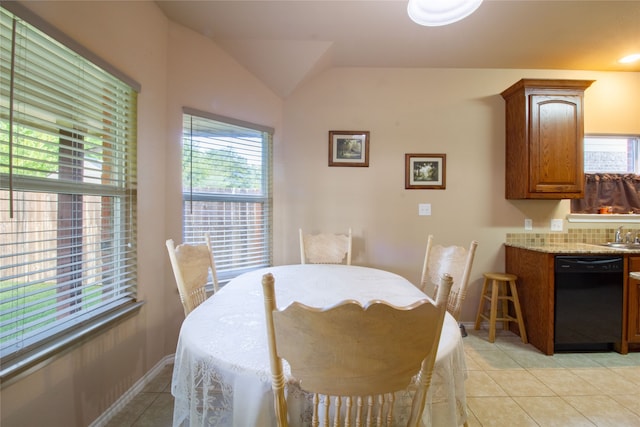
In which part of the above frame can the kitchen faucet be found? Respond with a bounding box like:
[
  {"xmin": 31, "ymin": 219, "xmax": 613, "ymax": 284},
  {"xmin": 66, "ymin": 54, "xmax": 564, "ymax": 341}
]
[{"xmin": 615, "ymin": 226, "xmax": 623, "ymax": 243}]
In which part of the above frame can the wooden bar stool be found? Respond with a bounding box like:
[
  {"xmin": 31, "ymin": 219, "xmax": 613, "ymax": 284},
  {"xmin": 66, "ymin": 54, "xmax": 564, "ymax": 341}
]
[{"xmin": 474, "ymin": 272, "xmax": 528, "ymax": 343}]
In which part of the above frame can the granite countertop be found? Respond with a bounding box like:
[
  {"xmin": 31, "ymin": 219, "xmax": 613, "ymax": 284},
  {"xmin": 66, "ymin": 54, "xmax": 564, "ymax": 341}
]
[
  {"xmin": 505, "ymin": 242, "xmax": 640, "ymax": 254},
  {"xmin": 631, "ymin": 272, "xmax": 640, "ymax": 280}
]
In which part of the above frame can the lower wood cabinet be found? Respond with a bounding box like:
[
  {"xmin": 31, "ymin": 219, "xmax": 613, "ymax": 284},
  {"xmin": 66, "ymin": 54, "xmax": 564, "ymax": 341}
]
[
  {"xmin": 505, "ymin": 246, "xmax": 637, "ymax": 355},
  {"xmin": 505, "ymin": 247, "xmax": 555, "ymax": 355},
  {"xmin": 629, "ymin": 256, "xmax": 640, "ymax": 343}
]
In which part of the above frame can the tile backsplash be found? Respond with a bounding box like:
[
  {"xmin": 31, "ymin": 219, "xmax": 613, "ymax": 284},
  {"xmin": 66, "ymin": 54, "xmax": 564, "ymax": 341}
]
[{"xmin": 506, "ymin": 228, "xmax": 640, "ymax": 246}]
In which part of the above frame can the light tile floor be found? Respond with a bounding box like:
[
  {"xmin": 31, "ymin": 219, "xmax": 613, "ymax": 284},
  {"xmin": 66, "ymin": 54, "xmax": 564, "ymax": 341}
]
[
  {"xmin": 464, "ymin": 328, "xmax": 640, "ymax": 427},
  {"xmin": 103, "ymin": 363, "xmax": 174, "ymax": 427},
  {"xmin": 106, "ymin": 327, "xmax": 640, "ymax": 426}
]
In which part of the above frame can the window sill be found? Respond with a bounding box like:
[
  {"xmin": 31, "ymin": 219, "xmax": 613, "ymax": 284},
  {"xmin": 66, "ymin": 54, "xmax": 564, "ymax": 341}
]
[
  {"xmin": 567, "ymin": 214, "xmax": 640, "ymax": 224},
  {"xmin": 0, "ymin": 301, "xmax": 144, "ymax": 387}
]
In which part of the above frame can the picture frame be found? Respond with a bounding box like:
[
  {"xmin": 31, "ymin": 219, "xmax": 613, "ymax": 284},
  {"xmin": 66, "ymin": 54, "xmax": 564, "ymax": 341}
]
[
  {"xmin": 405, "ymin": 153, "xmax": 446, "ymax": 189},
  {"xmin": 328, "ymin": 131, "xmax": 370, "ymax": 167}
]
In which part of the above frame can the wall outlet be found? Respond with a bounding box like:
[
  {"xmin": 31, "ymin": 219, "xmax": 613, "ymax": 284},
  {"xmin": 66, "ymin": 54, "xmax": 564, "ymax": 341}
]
[
  {"xmin": 524, "ymin": 218, "xmax": 533, "ymax": 231},
  {"xmin": 418, "ymin": 203, "xmax": 431, "ymax": 216},
  {"xmin": 550, "ymin": 219, "xmax": 563, "ymax": 232}
]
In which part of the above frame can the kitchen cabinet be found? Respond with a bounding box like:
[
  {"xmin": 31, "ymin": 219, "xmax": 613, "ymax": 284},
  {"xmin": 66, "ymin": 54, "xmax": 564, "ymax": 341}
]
[
  {"xmin": 501, "ymin": 79, "xmax": 594, "ymax": 199},
  {"xmin": 505, "ymin": 246, "xmax": 634, "ymax": 355},
  {"xmin": 629, "ymin": 256, "xmax": 640, "ymax": 343},
  {"xmin": 505, "ymin": 247, "xmax": 555, "ymax": 354}
]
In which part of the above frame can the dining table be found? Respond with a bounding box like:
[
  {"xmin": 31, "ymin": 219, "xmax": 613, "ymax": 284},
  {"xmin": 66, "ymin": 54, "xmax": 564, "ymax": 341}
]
[{"xmin": 171, "ymin": 264, "xmax": 468, "ymax": 427}]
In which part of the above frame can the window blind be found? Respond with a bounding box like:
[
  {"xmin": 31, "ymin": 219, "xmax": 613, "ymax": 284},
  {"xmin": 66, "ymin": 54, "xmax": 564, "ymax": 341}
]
[
  {"xmin": 182, "ymin": 109, "xmax": 272, "ymax": 284},
  {"xmin": 0, "ymin": 6, "xmax": 138, "ymax": 369}
]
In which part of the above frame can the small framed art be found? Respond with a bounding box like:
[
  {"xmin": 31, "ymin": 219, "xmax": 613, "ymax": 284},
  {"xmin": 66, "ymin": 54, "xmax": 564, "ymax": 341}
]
[
  {"xmin": 405, "ymin": 153, "xmax": 446, "ymax": 189},
  {"xmin": 328, "ymin": 131, "xmax": 370, "ymax": 167}
]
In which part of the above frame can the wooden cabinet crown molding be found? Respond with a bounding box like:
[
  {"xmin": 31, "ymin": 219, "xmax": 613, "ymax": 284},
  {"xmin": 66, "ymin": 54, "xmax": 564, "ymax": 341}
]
[{"xmin": 501, "ymin": 79, "xmax": 595, "ymax": 99}]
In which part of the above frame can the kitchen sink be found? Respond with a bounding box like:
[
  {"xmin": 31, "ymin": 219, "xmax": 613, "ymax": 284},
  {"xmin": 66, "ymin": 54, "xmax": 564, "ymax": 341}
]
[{"xmin": 599, "ymin": 242, "xmax": 640, "ymax": 250}]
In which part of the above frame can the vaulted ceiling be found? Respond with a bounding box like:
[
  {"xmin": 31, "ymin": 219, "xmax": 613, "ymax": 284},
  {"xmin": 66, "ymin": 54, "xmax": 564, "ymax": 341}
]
[{"xmin": 156, "ymin": 0, "xmax": 640, "ymax": 97}]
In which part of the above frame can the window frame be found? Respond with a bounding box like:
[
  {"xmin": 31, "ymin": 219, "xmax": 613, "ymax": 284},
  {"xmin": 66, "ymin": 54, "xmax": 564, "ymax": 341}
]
[
  {"xmin": 181, "ymin": 108, "xmax": 273, "ymax": 287},
  {"xmin": 0, "ymin": 3, "xmax": 141, "ymax": 384}
]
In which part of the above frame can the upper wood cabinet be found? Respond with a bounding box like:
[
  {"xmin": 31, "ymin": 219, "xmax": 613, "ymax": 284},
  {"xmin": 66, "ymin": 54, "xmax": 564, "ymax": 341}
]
[{"xmin": 501, "ymin": 79, "xmax": 594, "ymax": 199}]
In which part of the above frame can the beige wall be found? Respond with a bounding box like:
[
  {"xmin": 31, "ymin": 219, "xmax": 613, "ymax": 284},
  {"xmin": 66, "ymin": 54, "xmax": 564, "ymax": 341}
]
[
  {"xmin": 278, "ymin": 68, "xmax": 640, "ymax": 320},
  {"xmin": 1, "ymin": 1, "xmax": 638, "ymax": 426},
  {"xmin": 163, "ymin": 22, "xmax": 284, "ymax": 340},
  {"xmin": 1, "ymin": 2, "xmax": 281, "ymax": 426}
]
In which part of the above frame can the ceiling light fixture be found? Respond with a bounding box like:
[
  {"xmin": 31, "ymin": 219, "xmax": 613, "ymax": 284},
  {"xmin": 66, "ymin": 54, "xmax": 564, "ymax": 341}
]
[
  {"xmin": 408, "ymin": 0, "xmax": 483, "ymax": 27},
  {"xmin": 619, "ymin": 53, "xmax": 640, "ymax": 64}
]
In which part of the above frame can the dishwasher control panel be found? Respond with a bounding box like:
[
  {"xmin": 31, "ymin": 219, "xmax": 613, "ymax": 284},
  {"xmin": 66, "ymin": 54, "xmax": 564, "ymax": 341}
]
[{"xmin": 555, "ymin": 256, "xmax": 624, "ymax": 273}]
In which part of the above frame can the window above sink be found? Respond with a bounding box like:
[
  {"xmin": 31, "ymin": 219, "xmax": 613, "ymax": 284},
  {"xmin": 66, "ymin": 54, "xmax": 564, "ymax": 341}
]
[{"xmin": 570, "ymin": 134, "xmax": 639, "ymax": 217}]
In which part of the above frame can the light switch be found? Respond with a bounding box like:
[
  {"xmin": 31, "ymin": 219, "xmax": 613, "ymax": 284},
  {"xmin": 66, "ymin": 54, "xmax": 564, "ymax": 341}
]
[
  {"xmin": 550, "ymin": 219, "xmax": 563, "ymax": 232},
  {"xmin": 524, "ymin": 219, "xmax": 533, "ymax": 230},
  {"xmin": 418, "ymin": 203, "xmax": 431, "ymax": 216}
]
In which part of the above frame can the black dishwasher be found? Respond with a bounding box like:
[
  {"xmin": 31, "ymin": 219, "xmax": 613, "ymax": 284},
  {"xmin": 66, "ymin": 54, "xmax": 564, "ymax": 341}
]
[{"xmin": 554, "ymin": 256, "xmax": 623, "ymax": 352}]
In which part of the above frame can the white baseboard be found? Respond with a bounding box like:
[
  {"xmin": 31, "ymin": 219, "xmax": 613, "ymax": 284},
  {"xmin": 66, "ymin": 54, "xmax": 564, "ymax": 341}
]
[
  {"xmin": 460, "ymin": 321, "xmax": 509, "ymax": 331},
  {"xmin": 460, "ymin": 321, "xmax": 474, "ymax": 330},
  {"xmin": 89, "ymin": 354, "xmax": 175, "ymax": 427}
]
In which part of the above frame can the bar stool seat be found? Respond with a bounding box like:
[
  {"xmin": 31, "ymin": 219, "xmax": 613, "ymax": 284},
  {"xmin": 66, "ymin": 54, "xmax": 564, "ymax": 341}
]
[{"xmin": 474, "ymin": 272, "xmax": 528, "ymax": 343}]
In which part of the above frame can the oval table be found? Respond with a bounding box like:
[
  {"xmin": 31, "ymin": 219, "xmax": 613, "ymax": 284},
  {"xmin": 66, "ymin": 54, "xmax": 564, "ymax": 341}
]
[{"xmin": 171, "ymin": 264, "xmax": 468, "ymax": 426}]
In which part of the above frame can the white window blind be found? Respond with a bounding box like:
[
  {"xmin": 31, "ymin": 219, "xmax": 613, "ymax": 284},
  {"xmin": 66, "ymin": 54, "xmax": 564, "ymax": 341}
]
[
  {"xmin": 182, "ymin": 109, "xmax": 272, "ymax": 284},
  {"xmin": 584, "ymin": 135, "xmax": 639, "ymax": 174},
  {"xmin": 0, "ymin": 5, "xmax": 138, "ymax": 377}
]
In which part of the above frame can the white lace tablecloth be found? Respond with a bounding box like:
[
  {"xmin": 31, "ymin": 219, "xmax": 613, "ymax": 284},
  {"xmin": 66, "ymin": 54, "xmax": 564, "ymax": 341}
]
[{"xmin": 171, "ymin": 264, "xmax": 468, "ymax": 426}]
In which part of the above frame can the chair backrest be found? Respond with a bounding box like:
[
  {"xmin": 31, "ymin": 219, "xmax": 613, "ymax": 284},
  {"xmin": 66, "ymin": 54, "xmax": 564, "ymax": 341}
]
[
  {"xmin": 166, "ymin": 235, "xmax": 219, "ymax": 316},
  {"xmin": 262, "ymin": 272, "xmax": 453, "ymax": 427},
  {"xmin": 299, "ymin": 228, "xmax": 352, "ymax": 265},
  {"xmin": 420, "ymin": 235, "xmax": 478, "ymax": 320}
]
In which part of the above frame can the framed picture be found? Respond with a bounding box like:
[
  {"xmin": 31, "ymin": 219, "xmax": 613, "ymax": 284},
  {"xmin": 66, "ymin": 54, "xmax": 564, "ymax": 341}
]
[
  {"xmin": 328, "ymin": 131, "xmax": 370, "ymax": 167},
  {"xmin": 405, "ymin": 153, "xmax": 446, "ymax": 189}
]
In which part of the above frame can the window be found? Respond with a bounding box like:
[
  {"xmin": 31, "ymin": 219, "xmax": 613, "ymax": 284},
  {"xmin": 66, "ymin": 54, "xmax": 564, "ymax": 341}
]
[
  {"xmin": 182, "ymin": 109, "xmax": 272, "ymax": 285},
  {"xmin": 584, "ymin": 135, "xmax": 639, "ymax": 174},
  {"xmin": 570, "ymin": 135, "xmax": 640, "ymax": 215},
  {"xmin": 0, "ymin": 5, "xmax": 139, "ymax": 380}
]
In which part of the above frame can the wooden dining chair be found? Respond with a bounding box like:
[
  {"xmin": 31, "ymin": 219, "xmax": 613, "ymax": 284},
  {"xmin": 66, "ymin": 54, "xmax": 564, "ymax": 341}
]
[
  {"xmin": 299, "ymin": 227, "xmax": 352, "ymax": 265},
  {"xmin": 166, "ymin": 235, "xmax": 219, "ymax": 316},
  {"xmin": 420, "ymin": 235, "xmax": 478, "ymax": 335},
  {"xmin": 262, "ymin": 271, "xmax": 453, "ymax": 427}
]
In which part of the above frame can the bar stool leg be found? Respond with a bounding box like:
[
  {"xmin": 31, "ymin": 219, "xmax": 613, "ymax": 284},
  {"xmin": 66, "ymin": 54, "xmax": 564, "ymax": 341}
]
[
  {"xmin": 508, "ymin": 279, "xmax": 528, "ymax": 344},
  {"xmin": 488, "ymin": 279, "xmax": 499, "ymax": 343},
  {"xmin": 500, "ymin": 280, "xmax": 509, "ymax": 331},
  {"xmin": 474, "ymin": 277, "xmax": 489, "ymax": 331}
]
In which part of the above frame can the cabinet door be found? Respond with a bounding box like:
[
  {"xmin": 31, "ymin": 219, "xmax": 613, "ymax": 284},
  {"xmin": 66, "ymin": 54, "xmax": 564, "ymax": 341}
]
[
  {"xmin": 629, "ymin": 257, "xmax": 640, "ymax": 343},
  {"xmin": 506, "ymin": 247, "xmax": 555, "ymax": 355},
  {"xmin": 529, "ymin": 94, "xmax": 584, "ymax": 195}
]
